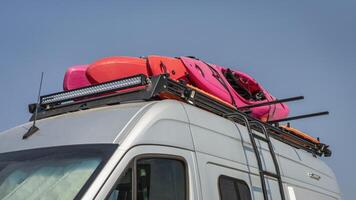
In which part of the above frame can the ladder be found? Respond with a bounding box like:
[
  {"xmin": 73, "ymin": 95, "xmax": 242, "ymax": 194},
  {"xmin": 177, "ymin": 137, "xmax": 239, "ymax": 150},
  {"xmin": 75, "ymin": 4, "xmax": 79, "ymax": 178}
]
[{"xmin": 225, "ymin": 112, "xmax": 285, "ymax": 200}]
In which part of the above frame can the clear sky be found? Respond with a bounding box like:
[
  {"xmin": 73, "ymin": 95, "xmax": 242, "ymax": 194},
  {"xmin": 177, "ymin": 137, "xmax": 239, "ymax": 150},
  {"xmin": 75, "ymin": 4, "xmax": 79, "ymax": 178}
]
[{"xmin": 0, "ymin": 0, "xmax": 355, "ymax": 199}]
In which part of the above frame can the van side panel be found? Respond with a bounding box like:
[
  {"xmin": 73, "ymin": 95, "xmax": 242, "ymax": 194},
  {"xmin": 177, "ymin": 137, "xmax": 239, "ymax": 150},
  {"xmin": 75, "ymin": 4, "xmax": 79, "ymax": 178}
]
[
  {"xmin": 183, "ymin": 104, "xmax": 248, "ymax": 166},
  {"xmin": 286, "ymin": 184, "xmax": 338, "ymax": 200},
  {"xmin": 118, "ymin": 100, "xmax": 194, "ymax": 151},
  {"xmin": 183, "ymin": 104, "xmax": 264, "ymax": 199},
  {"xmin": 182, "ymin": 103, "xmax": 341, "ymax": 200},
  {"xmin": 271, "ymin": 138, "xmax": 341, "ymax": 199}
]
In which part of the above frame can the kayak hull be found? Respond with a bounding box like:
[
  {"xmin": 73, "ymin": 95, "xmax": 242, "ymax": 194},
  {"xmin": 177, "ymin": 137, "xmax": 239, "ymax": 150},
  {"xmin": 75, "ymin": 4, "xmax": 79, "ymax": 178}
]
[
  {"xmin": 63, "ymin": 65, "xmax": 91, "ymax": 91},
  {"xmin": 147, "ymin": 55, "xmax": 188, "ymax": 81},
  {"xmin": 86, "ymin": 56, "xmax": 149, "ymax": 84},
  {"xmin": 180, "ymin": 57, "xmax": 233, "ymax": 103}
]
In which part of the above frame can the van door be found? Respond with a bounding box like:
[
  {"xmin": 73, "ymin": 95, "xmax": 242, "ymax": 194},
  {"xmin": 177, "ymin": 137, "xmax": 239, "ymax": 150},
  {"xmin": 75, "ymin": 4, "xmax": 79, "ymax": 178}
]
[
  {"xmin": 195, "ymin": 152, "xmax": 261, "ymax": 200},
  {"xmin": 93, "ymin": 145, "xmax": 201, "ymax": 200}
]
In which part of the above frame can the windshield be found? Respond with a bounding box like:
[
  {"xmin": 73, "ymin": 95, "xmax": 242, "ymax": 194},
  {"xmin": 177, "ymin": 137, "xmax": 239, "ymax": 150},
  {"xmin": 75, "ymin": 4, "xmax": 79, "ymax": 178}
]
[{"xmin": 0, "ymin": 144, "xmax": 117, "ymax": 200}]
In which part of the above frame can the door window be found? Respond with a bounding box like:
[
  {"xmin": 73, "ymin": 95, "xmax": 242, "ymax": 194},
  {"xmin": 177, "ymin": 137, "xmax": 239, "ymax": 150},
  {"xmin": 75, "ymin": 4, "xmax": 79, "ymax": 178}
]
[
  {"xmin": 108, "ymin": 157, "xmax": 186, "ymax": 200},
  {"xmin": 136, "ymin": 158, "xmax": 186, "ymax": 200},
  {"xmin": 219, "ymin": 175, "xmax": 251, "ymax": 200}
]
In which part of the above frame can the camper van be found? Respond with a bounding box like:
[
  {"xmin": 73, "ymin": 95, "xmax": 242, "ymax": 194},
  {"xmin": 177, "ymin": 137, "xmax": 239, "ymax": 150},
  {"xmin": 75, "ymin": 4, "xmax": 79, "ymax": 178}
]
[{"xmin": 0, "ymin": 74, "xmax": 341, "ymax": 200}]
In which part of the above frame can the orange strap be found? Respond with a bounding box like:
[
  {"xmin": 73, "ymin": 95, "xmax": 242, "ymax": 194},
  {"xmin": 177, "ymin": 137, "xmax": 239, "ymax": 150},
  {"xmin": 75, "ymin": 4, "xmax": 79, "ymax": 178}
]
[{"xmin": 280, "ymin": 125, "xmax": 320, "ymax": 144}]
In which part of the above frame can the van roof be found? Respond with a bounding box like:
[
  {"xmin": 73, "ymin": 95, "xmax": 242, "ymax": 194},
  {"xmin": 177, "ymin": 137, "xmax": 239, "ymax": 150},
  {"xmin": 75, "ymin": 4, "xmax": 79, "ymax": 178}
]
[{"xmin": 0, "ymin": 101, "xmax": 156, "ymax": 153}]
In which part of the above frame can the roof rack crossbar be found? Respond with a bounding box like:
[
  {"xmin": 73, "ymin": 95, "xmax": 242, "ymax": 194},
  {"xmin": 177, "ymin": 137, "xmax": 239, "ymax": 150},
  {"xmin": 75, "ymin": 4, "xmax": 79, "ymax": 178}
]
[
  {"xmin": 268, "ymin": 111, "xmax": 329, "ymax": 124},
  {"xmin": 238, "ymin": 96, "xmax": 304, "ymax": 110}
]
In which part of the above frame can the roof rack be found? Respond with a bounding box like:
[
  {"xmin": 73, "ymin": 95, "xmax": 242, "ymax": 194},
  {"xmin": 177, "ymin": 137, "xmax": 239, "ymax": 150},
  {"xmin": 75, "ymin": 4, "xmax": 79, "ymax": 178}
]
[{"xmin": 28, "ymin": 74, "xmax": 331, "ymax": 157}]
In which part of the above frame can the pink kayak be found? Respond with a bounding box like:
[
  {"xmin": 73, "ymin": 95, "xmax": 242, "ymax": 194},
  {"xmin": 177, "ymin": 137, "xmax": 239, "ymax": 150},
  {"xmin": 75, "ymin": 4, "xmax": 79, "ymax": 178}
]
[
  {"xmin": 220, "ymin": 67, "xmax": 289, "ymax": 121},
  {"xmin": 63, "ymin": 65, "xmax": 91, "ymax": 90},
  {"xmin": 179, "ymin": 57, "xmax": 234, "ymax": 104},
  {"xmin": 180, "ymin": 57, "xmax": 289, "ymax": 121}
]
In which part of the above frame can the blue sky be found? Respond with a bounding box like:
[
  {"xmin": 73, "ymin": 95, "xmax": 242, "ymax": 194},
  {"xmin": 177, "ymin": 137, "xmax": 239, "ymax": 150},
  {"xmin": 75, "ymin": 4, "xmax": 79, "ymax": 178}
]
[{"xmin": 0, "ymin": 0, "xmax": 355, "ymax": 199}]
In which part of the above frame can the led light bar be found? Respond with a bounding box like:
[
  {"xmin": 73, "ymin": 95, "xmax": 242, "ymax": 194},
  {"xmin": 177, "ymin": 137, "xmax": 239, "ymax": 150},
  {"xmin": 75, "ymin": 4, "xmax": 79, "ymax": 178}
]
[{"xmin": 41, "ymin": 74, "xmax": 147, "ymax": 105}]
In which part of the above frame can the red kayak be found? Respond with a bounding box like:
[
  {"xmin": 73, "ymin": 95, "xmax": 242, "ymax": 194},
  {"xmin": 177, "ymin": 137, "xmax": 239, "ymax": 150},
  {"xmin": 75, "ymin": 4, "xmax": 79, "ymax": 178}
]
[
  {"xmin": 86, "ymin": 56, "xmax": 149, "ymax": 84},
  {"xmin": 147, "ymin": 55, "xmax": 188, "ymax": 81},
  {"xmin": 87, "ymin": 56, "xmax": 189, "ymax": 82}
]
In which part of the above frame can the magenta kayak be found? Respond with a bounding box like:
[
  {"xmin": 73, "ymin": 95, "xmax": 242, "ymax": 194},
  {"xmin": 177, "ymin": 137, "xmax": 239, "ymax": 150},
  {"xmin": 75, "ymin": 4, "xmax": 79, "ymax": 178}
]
[
  {"xmin": 220, "ymin": 67, "xmax": 289, "ymax": 121},
  {"xmin": 179, "ymin": 57, "xmax": 233, "ymax": 103},
  {"xmin": 180, "ymin": 56, "xmax": 289, "ymax": 121},
  {"xmin": 63, "ymin": 65, "xmax": 91, "ymax": 91}
]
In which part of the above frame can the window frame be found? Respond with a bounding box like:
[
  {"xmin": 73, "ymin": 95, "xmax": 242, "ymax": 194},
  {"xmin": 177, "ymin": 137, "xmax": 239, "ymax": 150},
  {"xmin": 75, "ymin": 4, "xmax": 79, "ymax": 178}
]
[
  {"xmin": 218, "ymin": 175, "xmax": 252, "ymax": 200},
  {"xmin": 106, "ymin": 154, "xmax": 189, "ymax": 200},
  {"xmin": 106, "ymin": 161, "xmax": 134, "ymax": 200}
]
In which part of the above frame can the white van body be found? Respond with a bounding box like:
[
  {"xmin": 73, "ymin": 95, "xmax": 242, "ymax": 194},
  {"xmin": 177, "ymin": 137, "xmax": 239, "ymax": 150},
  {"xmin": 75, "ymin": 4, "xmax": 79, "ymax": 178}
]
[{"xmin": 0, "ymin": 100, "xmax": 341, "ymax": 200}]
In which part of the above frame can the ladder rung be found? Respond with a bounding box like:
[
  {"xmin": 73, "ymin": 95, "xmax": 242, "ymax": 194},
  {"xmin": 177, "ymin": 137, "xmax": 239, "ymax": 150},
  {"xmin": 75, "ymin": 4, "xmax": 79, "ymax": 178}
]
[
  {"xmin": 252, "ymin": 133, "xmax": 269, "ymax": 143},
  {"xmin": 261, "ymin": 171, "xmax": 280, "ymax": 179}
]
